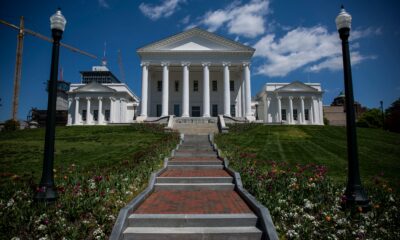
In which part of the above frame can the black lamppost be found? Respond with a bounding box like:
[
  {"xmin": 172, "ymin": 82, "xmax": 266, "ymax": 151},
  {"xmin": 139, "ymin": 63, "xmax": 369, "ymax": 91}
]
[
  {"xmin": 34, "ymin": 9, "xmax": 66, "ymax": 202},
  {"xmin": 336, "ymin": 6, "xmax": 370, "ymax": 210},
  {"xmin": 380, "ymin": 100, "xmax": 385, "ymax": 129}
]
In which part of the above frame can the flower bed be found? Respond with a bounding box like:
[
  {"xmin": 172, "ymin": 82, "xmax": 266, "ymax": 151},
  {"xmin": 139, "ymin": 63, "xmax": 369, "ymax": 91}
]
[
  {"xmin": 0, "ymin": 124, "xmax": 179, "ymax": 239},
  {"xmin": 215, "ymin": 125, "xmax": 400, "ymax": 239}
]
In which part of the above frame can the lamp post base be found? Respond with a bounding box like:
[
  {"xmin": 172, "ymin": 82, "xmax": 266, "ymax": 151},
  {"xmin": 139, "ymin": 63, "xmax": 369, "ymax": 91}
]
[
  {"xmin": 34, "ymin": 186, "xmax": 58, "ymax": 202},
  {"xmin": 341, "ymin": 185, "xmax": 371, "ymax": 211}
]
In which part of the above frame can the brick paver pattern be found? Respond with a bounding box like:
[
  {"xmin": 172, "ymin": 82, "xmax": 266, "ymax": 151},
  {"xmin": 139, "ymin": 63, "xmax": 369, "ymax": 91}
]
[{"xmin": 135, "ymin": 190, "xmax": 252, "ymax": 214}]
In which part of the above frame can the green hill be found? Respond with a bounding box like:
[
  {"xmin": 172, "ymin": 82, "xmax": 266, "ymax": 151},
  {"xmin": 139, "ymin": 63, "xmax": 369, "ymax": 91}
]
[{"xmin": 215, "ymin": 124, "xmax": 400, "ymax": 189}]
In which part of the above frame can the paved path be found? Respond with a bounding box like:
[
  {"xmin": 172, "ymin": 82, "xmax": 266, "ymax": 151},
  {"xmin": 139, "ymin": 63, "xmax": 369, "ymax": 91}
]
[{"xmin": 122, "ymin": 135, "xmax": 262, "ymax": 239}]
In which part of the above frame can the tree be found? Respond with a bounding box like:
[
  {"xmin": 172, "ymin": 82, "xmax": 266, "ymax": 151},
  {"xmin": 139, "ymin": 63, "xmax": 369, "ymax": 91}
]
[
  {"xmin": 357, "ymin": 108, "xmax": 383, "ymax": 128},
  {"xmin": 385, "ymin": 98, "xmax": 400, "ymax": 133}
]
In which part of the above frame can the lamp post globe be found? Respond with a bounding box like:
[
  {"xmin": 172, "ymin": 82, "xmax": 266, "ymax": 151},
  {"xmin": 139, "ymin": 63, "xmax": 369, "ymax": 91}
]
[
  {"xmin": 336, "ymin": 6, "xmax": 370, "ymax": 210},
  {"xmin": 34, "ymin": 9, "xmax": 66, "ymax": 202}
]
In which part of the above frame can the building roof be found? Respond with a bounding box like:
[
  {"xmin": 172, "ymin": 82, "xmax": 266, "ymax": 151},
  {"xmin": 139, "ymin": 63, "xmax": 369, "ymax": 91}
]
[
  {"xmin": 72, "ymin": 81, "xmax": 116, "ymax": 93},
  {"xmin": 137, "ymin": 27, "xmax": 255, "ymax": 55}
]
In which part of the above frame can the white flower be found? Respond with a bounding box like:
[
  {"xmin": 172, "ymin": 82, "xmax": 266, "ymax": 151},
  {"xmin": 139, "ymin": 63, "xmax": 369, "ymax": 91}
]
[
  {"xmin": 38, "ymin": 237, "xmax": 49, "ymax": 240},
  {"xmin": 7, "ymin": 198, "xmax": 15, "ymax": 208},
  {"xmin": 107, "ymin": 215, "xmax": 116, "ymax": 221},
  {"xmin": 287, "ymin": 229, "xmax": 299, "ymax": 238},
  {"xmin": 38, "ymin": 224, "xmax": 47, "ymax": 231},
  {"xmin": 388, "ymin": 195, "xmax": 395, "ymax": 202},
  {"xmin": 304, "ymin": 199, "xmax": 314, "ymax": 209},
  {"xmin": 11, "ymin": 237, "xmax": 20, "ymax": 240}
]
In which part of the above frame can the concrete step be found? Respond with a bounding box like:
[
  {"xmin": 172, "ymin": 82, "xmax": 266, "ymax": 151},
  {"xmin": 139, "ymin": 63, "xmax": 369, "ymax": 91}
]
[
  {"xmin": 123, "ymin": 226, "xmax": 262, "ymax": 240},
  {"xmin": 169, "ymin": 160, "xmax": 222, "ymax": 166},
  {"xmin": 167, "ymin": 165, "xmax": 224, "ymax": 170},
  {"xmin": 156, "ymin": 176, "xmax": 233, "ymax": 183},
  {"xmin": 174, "ymin": 151, "xmax": 216, "ymax": 157},
  {"xmin": 154, "ymin": 183, "xmax": 234, "ymax": 190},
  {"xmin": 179, "ymin": 145, "xmax": 212, "ymax": 150},
  {"xmin": 128, "ymin": 213, "xmax": 258, "ymax": 228}
]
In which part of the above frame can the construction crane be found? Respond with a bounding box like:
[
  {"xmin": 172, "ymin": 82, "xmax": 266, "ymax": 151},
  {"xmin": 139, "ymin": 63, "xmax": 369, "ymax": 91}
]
[
  {"xmin": 117, "ymin": 49, "xmax": 126, "ymax": 83},
  {"xmin": 0, "ymin": 16, "xmax": 98, "ymax": 121}
]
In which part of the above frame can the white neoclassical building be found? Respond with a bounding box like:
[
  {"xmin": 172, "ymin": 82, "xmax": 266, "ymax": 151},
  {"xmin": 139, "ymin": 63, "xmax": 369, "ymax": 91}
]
[
  {"xmin": 136, "ymin": 28, "xmax": 255, "ymax": 121},
  {"xmin": 255, "ymin": 82, "xmax": 324, "ymax": 125},
  {"xmin": 67, "ymin": 65, "xmax": 139, "ymax": 125}
]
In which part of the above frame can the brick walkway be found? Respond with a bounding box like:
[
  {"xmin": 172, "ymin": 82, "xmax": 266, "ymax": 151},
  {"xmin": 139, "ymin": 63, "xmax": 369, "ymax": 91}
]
[
  {"xmin": 160, "ymin": 169, "xmax": 230, "ymax": 177},
  {"xmin": 123, "ymin": 134, "xmax": 262, "ymax": 239},
  {"xmin": 135, "ymin": 190, "xmax": 252, "ymax": 214}
]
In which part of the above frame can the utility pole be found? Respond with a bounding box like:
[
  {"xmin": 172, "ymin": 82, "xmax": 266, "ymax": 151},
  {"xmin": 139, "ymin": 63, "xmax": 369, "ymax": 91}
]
[{"xmin": 11, "ymin": 16, "xmax": 24, "ymax": 121}]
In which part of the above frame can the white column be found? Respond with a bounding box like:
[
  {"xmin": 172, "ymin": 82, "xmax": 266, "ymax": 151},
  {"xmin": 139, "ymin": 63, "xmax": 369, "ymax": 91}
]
[
  {"xmin": 202, "ymin": 62, "xmax": 211, "ymax": 117},
  {"xmin": 223, "ymin": 62, "xmax": 231, "ymax": 116},
  {"xmin": 161, "ymin": 62, "xmax": 169, "ymax": 117},
  {"xmin": 67, "ymin": 98, "xmax": 73, "ymax": 125},
  {"xmin": 312, "ymin": 96, "xmax": 318, "ymax": 124},
  {"xmin": 74, "ymin": 97, "xmax": 80, "ymax": 124},
  {"xmin": 300, "ymin": 96, "xmax": 305, "ymax": 124},
  {"xmin": 241, "ymin": 74, "xmax": 246, "ymax": 117},
  {"xmin": 277, "ymin": 96, "xmax": 282, "ymax": 122},
  {"xmin": 310, "ymin": 97, "xmax": 315, "ymax": 124},
  {"xmin": 182, "ymin": 62, "xmax": 190, "ymax": 117},
  {"xmin": 140, "ymin": 62, "xmax": 149, "ymax": 117},
  {"xmin": 264, "ymin": 96, "xmax": 270, "ymax": 123},
  {"xmin": 110, "ymin": 97, "xmax": 114, "ymax": 123},
  {"xmin": 288, "ymin": 96, "xmax": 294, "ymax": 124},
  {"xmin": 319, "ymin": 97, "xmax": 324, "ymax": 125},
  {"xmin": 86, "ymin": 97, "xmax": 92, "ymax": 124},
  {"xmin": 243, "ymin": 63, "xmax": 252, "ymax": 118},
  {"xmin": 98, "ymin": 97, "xmax": 103, "ymax": 124}
]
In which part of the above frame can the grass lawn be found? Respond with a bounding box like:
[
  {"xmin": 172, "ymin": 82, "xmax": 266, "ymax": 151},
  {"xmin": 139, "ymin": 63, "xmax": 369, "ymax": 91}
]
[
  {"xmin": 215, "ymin": 124, "xmax": 400, "ymax": 189},
  {"xmin": 0, "ymin": 125, "xmax": 179, "ymax": 239},
  {"xmin": 0, "ymin": 125, "xmax": 170, "ymax": 185},
  {"xmin": 215, "ymin": 124, "xmax": 399, "ymax": 239}
]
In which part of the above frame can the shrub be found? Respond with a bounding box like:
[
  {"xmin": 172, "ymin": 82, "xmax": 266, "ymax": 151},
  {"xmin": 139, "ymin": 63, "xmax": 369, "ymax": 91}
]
[{"xmin": 3, "ymin": 119, "xmax": 20, "ymax": 131}]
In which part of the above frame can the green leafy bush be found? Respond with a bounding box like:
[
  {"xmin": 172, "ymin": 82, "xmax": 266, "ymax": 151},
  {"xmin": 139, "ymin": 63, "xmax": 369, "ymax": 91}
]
[{"xmin": 3, "ymin": 119, "xmax": 20, "ymax": 132}]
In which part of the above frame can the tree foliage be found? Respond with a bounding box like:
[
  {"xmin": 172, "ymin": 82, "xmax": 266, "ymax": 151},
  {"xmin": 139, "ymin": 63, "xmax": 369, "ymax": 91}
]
[
  {"xmin": 385, "ymin": 98, "xmax": 400, "ymax": 133},
  {"xmin": 357, "ymin": 108, "xmax": 383, "ymax": 128}
]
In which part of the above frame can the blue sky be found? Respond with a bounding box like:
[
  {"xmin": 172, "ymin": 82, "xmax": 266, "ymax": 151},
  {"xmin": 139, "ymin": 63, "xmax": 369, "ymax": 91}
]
[{"xmin": 1, "ymin": 0, "xmax": 399, "ymax": 121}]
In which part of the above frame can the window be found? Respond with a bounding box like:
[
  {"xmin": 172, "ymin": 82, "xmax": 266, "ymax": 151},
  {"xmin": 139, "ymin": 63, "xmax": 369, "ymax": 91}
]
[
  {"xmin": 305, "ymin": 109, "xmax": 309, "ymax": 121},
  {"xmin": 93, "ymin": 110, "xmax": 98, "ymax": 121},
  {"xmin": 293, "ymin": 109, "xmax": 298, "ymax": 121},
  {"xmin": 174, "ymin": 104, "xmax": 180, "ymax": 116},
  {"xmin": 157, "ymin": 81, "xmax": 162, "ymax": 92},
  {"xmin": 175, "ymin": 80, "xmax": 179, "ymax": 92},
  {"xmin": 212, "ymin": 104, "xmax": 218, "ymax": 117},
  {"xmin": 193, "ymin": 80, "xmax": 198, "ymax": 92},
  {"xmin": 212, "ymin": 80, "xmax": 218, "ymax": 91},
  {"xmin": 82, "ymin": 110, "xmax": 87, "ymax": 121},
  {"xmin": 230, "ymin": 105, "xmax": 236, "ymax": 117},
  {"xmin": 156, "ymin": 104, "xmax": 162, "ymax": 117},
  {"xmin": 192, "ymin": 106, "xmax": 200, "ymax": 117},
  {"xmin": 105, "ymin": 110, "xmax": 110, "ymax": 121},
  {"xmin": 281, "ymin": 109, "xmax": 287, "ymax": 121},
  {"xmin": 230, "ymin": 80, "xmax": 234, "ymax": 92}
]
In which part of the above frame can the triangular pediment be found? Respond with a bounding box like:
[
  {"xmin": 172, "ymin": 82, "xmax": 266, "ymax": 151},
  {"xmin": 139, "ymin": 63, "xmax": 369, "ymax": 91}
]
[
  {"xmin": 275, "ymin": 81, "xmax": 318, "ymax": 92},
  {"xmin": 137, "ymin": 28, "xmax": 254, "ymax": 52},
  {"xmin": 73, "ymin": 82, "xmax": 116, "ymax": 93}
]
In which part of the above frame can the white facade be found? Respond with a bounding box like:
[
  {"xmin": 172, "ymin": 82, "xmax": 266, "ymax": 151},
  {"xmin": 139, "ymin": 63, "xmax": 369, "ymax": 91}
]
[
  {"xmin": 137, "ymin": 28, "xmax": 255, "ymax": 121},
  {"xmin": 67, "ymin": 82, "xmax": 139, "ymax": 125},
  {"xmin": 256, "ymin": 82, "xmax": 324, "ymax": 125}
]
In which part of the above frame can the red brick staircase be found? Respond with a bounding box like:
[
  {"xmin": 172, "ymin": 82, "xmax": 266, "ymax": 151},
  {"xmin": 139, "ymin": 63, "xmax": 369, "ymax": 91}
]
[{"xmin": 110, "ymin": 134, "xmax": 277, "ymax": 240}]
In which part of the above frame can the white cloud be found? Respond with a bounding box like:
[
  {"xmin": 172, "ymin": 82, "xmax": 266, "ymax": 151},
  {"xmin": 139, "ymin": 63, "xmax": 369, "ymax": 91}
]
[
  {"xmin": 98, "ymin": 0, "xmax": 109, "ymax": 8},
  {"xmin": 181, "ymin": 15, "xmax": 190, "ymax": 25},
  {"xmin": 253, "ymin": 26, "xmax": 379, "ymax": 77},
  {"xmin": 195, "ymin": 0, "xmax": 270, "ymax": 38},
  {"xmin": 307, "ymin": 52, "xmax": 377, "ymax": 72},
  {"xmin": 139, "ymin": 0, "xmax": 185, "ymax": 21}
]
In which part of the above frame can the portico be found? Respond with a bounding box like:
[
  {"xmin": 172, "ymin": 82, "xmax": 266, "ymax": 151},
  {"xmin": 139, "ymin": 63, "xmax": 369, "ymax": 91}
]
[
  {"xmin": 137, "ymin": 28, "xmax": 255, "ymax": 121},
  {"xmin": 256, "ymin": 81, "xmax": 324, "ymax": 125}
]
